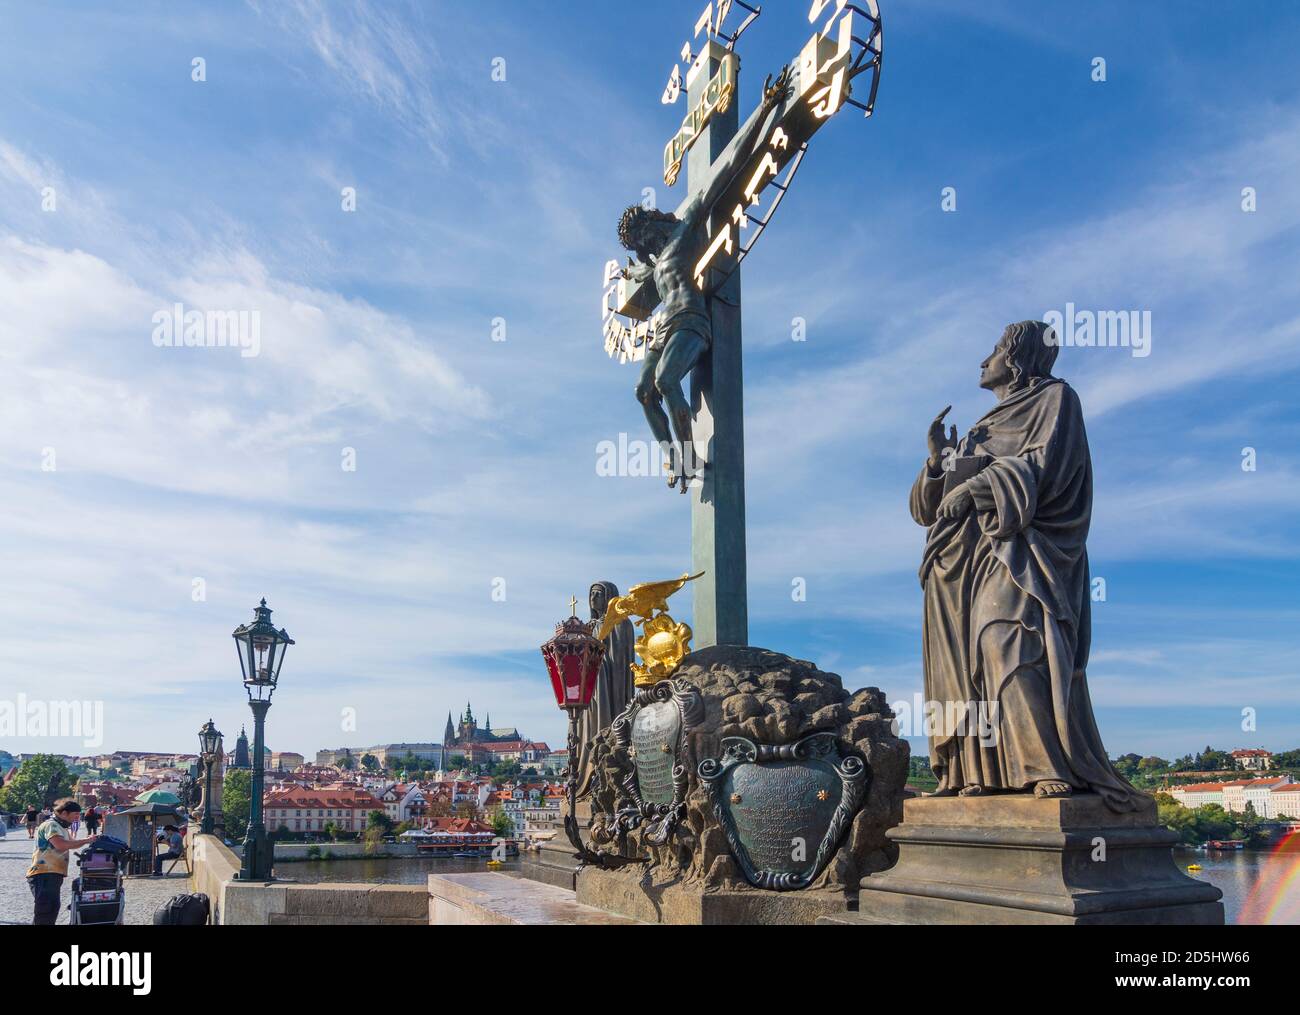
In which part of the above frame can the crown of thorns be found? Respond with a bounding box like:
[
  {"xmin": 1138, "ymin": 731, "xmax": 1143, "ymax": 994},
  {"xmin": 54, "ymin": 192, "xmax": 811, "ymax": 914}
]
[{"xmin": 618, "ymin": 205, "xmax": 676, "ymax": 249}]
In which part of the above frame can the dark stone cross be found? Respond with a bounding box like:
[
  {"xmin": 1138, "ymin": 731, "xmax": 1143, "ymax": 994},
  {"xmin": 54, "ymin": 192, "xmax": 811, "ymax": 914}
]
[{"xmin": 684, "ymin": 41, "xmax": 747, "ymax": 650}]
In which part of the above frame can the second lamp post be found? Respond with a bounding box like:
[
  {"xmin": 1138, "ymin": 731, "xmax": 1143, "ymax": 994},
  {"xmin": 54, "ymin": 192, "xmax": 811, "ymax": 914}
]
[
  {"xmin": 232, "ymin": 598, "xmax": 294, "ymax": 882},
  {"xmin": 197, "ymin": 718, "xmax": 222, "ymax": 836}
]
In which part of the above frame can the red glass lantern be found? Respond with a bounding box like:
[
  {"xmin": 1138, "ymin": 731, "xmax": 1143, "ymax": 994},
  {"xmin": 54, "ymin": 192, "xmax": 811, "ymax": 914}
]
[{"xmin": 541, "ymin": 615, "xmax": 605, "ymax": 712}]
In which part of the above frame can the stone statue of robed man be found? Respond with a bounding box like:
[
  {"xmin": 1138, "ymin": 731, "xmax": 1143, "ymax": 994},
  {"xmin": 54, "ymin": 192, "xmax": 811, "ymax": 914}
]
[
  {"xmin": 576, "ymin": 580, "xmax": 636, "ymax": 799},
  {"xmin": 910, "ymin": 320, "xmax": 1143, "ymax": 811}
]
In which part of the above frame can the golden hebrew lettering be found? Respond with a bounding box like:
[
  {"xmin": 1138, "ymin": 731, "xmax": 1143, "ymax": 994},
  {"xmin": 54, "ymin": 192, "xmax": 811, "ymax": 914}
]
[
  {"xmin": 743, "ymin": 152, "xmax": 781, "ymax": 204},
  {"xmin": 662, "ymin": 50, "xmax": 738, "ymax": 186},
  {"xmin": 694, "ymin": 223, "xmax": 734, "ymax": 288}
]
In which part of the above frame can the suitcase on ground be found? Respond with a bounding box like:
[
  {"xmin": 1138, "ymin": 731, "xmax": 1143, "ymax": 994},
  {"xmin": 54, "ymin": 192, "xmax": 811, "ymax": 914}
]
[{"xmin": 153, "ymin": 892, "xmax": 211, "ymax": 925}]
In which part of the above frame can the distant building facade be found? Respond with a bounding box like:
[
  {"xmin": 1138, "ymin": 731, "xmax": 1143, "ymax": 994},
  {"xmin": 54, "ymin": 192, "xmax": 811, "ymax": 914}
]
[
  {"xmin": 1170, "ymin": 775, "xmax": 1294, "ymax": 814},
  {"xmin": 1232, "ymin": 749, "xmax": 1274, "ymax": 771},
  {"xmin": 271, "ymin": 752, "xmax": 305, "ymax": 772},
  {"xmin": 365, "ymin": 743, "xmax": 447, "ymax": 769},
  {"xmin": 316, "ymin": 748, "xmax": 361, "ymax": 767},
  {"xmin": 264, "ymin": 786, "xmax": 385, "ymax": 836},
  {"xmin": 1268, "ymin": 785, "xmax": 1300, "ymax": 820}
]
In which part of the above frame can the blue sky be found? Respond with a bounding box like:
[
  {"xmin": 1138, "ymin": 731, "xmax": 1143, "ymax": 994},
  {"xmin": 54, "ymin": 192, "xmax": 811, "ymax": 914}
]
[{"xmin": 0, "ymin": 0, "xmax": 1297, "ymax": 764}]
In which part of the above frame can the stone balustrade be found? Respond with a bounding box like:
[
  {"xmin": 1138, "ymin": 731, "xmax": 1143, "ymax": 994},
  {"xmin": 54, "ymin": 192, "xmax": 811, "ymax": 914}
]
[{"xmin": 187, "ymin": 832, "xmax": 427, "ymax": 925}]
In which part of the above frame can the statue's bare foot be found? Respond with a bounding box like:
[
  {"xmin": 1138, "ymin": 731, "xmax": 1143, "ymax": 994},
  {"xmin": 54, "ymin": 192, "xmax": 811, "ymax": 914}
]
[
  {"xmin": 958, "ymin": 784, "xmax": 983, "ymax": 797},
  {"xmin": 1033, "ymin": 780, "xmax": 1073, "ymax": 798},
  {"xmin": 931, "ymin": 787, "xmax": 959, "ymax": 797}
]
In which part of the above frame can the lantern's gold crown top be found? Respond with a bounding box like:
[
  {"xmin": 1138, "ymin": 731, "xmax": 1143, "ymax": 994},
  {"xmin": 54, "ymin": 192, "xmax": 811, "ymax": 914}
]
[
  {"xmin": 553, "ymin": 614, "xmax": 596, "ymax": 638},
  {"xmin": 597, "ymin": 572, "xmax": 703, "ymax": 687}
]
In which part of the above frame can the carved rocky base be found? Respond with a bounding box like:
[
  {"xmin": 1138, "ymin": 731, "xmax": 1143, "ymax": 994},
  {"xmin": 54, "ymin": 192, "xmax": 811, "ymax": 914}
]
[
  {"xmin": 839, "ymin": 793, "xmax": 1224, "ymax": 925},
  {"xmin": 575, "ymin": 864, "xmax": 852, "ymax": 925},
  {"xmin": 582, "ymin": 645, "xmax": 909, "ymax": 893}
]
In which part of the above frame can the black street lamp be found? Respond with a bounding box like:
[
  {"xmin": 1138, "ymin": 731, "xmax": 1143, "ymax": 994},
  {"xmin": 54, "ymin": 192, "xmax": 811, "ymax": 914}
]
[
  {"xmin": 232, "ymin": 597, "xmax": 294, "ymax": 881},
  {"xmin": 198, "ymin": 718, "xmax": 223, "ymax": 836}
]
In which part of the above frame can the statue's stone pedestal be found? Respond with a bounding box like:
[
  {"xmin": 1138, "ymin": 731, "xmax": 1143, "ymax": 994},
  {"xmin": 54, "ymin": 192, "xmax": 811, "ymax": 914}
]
[
  {"xmin": 840, "ymin": 794, "xmax": 1224, "ymax": 925},
  {"xmin": 576, "ymin": 865, "xmax": 852, "ymax": 925},
  {"xmin": 518, "ymin": 838, "xmax": 580, "ymax": 892},
  {"xmin": 517, "ymin": 801, "xmax": 596, "ymax": 891}
]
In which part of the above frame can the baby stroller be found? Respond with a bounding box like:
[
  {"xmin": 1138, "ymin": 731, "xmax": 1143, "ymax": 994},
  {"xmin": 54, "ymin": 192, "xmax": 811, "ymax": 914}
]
[{"xmin": 69, "ymin": 835, "xmax": 132, "ymax": 926}]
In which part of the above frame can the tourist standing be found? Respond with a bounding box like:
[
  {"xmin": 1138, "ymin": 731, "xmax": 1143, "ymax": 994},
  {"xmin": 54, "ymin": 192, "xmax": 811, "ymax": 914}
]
[{"xmin": 26, "ymin": 799, "xmax": 96, "ymax": 925}]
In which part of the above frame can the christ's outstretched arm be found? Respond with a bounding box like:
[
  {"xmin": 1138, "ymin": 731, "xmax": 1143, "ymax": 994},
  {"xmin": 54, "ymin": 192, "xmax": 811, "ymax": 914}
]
[{"xmin": 693, "ymin": 65, "xmax": 792, "ymax": 220}]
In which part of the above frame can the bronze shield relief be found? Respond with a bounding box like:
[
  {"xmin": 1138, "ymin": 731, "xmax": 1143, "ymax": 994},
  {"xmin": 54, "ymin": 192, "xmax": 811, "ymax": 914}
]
[{"xmin": 699, "ymin": 733, "xmax": 868, "ymax": 891}]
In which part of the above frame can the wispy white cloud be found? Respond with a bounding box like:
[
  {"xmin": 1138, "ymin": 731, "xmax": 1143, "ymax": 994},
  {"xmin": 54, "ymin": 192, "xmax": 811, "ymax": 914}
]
[{"xmin": 252, "ymin": 0, "xmax": 450, "ymax": 158}]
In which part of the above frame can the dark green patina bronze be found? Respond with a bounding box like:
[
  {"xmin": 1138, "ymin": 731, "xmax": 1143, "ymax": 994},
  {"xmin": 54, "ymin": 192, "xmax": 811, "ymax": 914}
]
[
  {"xmin": 699, "ymin": 732, "xmax": 868, "ymax": 891},
  {"xmin": 724, "ymin": 753, "xmax": 843, "ymax": 875}
]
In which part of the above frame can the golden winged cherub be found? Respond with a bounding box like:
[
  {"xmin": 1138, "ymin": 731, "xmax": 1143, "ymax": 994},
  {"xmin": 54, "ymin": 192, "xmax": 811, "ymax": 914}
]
[{"xmin": 597, "ymin": 572, "xmax": 704, "ymax": 686}]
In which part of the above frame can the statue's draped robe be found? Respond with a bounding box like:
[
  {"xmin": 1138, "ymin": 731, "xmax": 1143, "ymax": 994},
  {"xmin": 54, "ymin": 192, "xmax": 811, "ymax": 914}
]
[
  {"xmin": 910, "ymin": 378, "xmax": 1141, "ymax": 811},
  {"xmin": 576, "ymin": 581, "xmax": 636, "ymax": 800}
]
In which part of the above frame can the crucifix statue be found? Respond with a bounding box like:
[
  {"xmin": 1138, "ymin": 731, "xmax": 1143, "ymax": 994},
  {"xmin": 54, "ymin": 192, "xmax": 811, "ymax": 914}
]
[
  {"xmin": 620, "ymin": 65, "xmax": 792, "ymax": 496},
  {"xmin": 602, "ymin": 3, "xmax": 884, "ymax": 651}
]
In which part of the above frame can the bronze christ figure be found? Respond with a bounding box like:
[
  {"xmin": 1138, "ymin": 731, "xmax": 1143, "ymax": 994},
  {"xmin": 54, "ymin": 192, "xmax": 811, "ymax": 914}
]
[{"xmin": 617, "ymin": 67, "xmax": 790, "ymax": 493}]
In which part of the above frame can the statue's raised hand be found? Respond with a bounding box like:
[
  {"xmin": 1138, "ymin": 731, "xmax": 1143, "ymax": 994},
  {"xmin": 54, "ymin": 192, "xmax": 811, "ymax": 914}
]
[
  {"xmin": 763, "ymin": 65, "xmax": 793, "ymax": 108},
  {"xmin": 927, "ymin": 406, "xmax": 958, "ymax": 469}
]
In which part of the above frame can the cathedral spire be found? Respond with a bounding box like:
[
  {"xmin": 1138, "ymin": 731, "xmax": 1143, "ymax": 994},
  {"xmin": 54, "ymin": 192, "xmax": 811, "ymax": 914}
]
[
  {"xmin": 443, "ymin": 711, "xmax": 456, "ymax": 747},
  {"xmin": 232, "ymin": 726, "xmax": 251, "ymax": 769}
]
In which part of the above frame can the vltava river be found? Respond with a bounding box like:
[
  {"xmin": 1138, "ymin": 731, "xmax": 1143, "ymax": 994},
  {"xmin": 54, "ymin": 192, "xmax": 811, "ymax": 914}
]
[{"xmin": 1179, "ymin": 845, "xmax": 1300, "ymax": 924}]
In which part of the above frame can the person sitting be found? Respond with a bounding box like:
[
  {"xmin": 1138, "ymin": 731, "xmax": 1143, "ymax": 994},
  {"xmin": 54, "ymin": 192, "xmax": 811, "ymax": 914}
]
[
  {"xmin": 153, "ymin": 824, "xmax": 185, "ymax": 875},
  {"xmin": 26, "ymin": 799, "xmax": 97, "ymax": 925}
]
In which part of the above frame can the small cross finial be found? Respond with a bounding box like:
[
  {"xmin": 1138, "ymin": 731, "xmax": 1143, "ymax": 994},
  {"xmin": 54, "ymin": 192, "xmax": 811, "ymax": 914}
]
[{"xmin": 568, "ymin": 595, "xmax": 578, "ymax": 616}]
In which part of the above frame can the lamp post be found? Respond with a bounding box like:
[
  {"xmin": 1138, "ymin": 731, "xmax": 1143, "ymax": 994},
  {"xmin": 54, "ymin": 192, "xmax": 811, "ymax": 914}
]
[
  {"xmin": 540, "ymin": 597, "xmax": 645, "ymax": 871},
  {"xmin": 198, "ymin": 718, "xmax": 223, "ymax": 836},
  {"xmin": 232, "ymin": 598, "xmax": 294, "ymax": 881}
]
